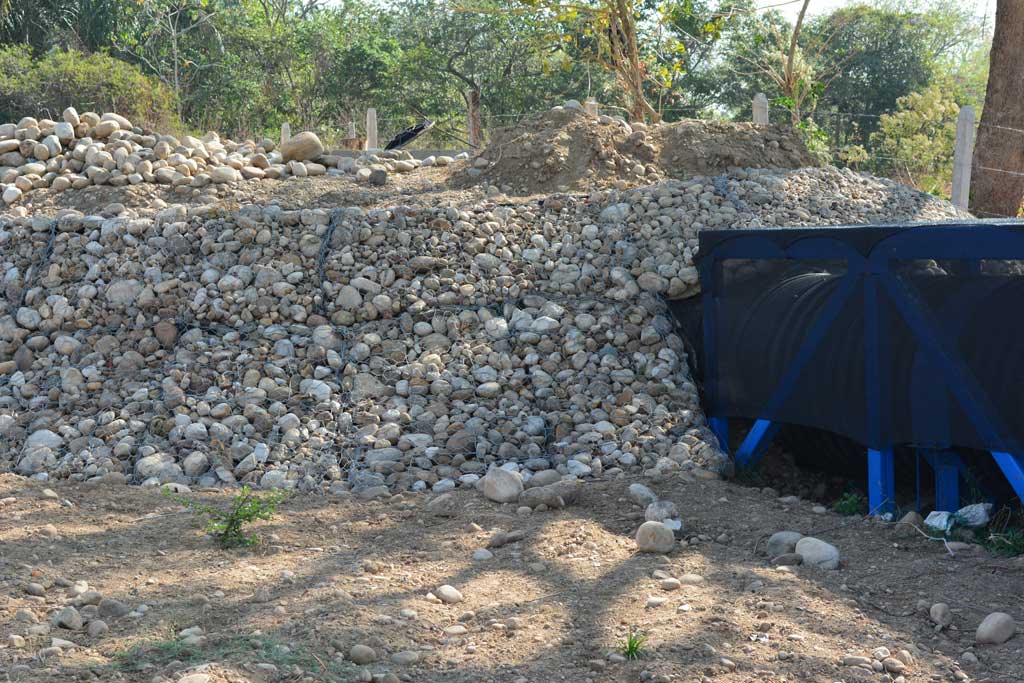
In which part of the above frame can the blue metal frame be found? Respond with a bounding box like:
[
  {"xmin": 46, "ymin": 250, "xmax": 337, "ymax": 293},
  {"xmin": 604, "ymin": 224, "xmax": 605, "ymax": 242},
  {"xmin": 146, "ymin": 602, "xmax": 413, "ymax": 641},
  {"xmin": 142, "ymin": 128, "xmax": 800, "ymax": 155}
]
[{"xmin": 700, "ymin": 223, "xmax": 1024, "ymax": 512}]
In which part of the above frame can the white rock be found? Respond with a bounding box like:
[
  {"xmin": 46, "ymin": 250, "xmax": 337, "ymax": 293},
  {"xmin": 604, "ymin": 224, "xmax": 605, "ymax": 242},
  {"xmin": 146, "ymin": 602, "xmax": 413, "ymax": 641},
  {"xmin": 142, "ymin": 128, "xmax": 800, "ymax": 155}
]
[
  {"xmin": 481, "ymin": 468, "xmax": 523, "ymax": 503},
  {"xmin": 976, "ymin": 612, "xmax": 1016, "ymax": 645},
  {"xmin": 636, "ymin": 521, "xmax": 675, "ymax": 553},
  {"xmin": 435, "ymin": 584, "xmax": 463, "ymax": 604},
  {"xmin": 795, "ymin": 537, "xmax": 840, "ymax": 570},
  {"xmin": 766, "ymin": 531, "xmax": 803, "ymax": 557}
]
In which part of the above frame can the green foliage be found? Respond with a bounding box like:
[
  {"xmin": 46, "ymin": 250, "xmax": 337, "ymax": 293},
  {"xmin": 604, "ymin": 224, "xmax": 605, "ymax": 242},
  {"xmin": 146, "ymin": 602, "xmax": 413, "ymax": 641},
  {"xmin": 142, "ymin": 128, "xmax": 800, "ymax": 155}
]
[
  {"xmin": 0, "ymin": 45, "xmax": 177, "ymax": 128},
  {"xmin": 871, "ymin": 84, "xmax": 959, "ymax": 196},
  {"xmin": 796, "ymin": 117, "xmax": 832, "ymax": 165},
  {"xmin": 619, "ymin": 630, "xmax": 647, "ymax": 660},
  {"xmin": 833, "ymin": 490, "xmax": 867, "ymax": 516},
  {"xmin": 980, "ymin": 506, "xmax": 1024, "ymax": 557},
  {"xmin": 0, "ymin": 0, "xmax": 994, "ymax": 163},
  {"xmin": 163, "ymin": 485, "xmax": 289, "ymax": 549}
]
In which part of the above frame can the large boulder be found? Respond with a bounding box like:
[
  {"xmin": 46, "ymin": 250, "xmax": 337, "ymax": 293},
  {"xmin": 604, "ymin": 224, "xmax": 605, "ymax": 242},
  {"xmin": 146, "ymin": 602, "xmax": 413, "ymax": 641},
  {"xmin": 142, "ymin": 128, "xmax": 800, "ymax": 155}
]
[{"xmin": 281, "ymin": 131, "xmax": 324, "ymax": 162}]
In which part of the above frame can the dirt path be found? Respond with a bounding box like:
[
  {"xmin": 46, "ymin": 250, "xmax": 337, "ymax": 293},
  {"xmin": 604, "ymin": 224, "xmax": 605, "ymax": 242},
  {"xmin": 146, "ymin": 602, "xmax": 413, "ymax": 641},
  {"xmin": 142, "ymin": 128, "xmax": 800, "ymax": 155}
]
[{"xmin": 2, "ymin": 473, "xmax": 1021, "ymax": 683}]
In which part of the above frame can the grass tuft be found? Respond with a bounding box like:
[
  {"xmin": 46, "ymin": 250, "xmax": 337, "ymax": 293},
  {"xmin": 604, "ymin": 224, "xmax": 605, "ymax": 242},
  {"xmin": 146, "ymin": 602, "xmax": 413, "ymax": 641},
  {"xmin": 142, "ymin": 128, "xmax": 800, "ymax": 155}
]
[
  {"xmin": 833, "ymin": 490, "xmax": 867, "ymax": 516},
  {"xmin": 619, "ymin": 630, "xmax": 648, "ymax": 660}
]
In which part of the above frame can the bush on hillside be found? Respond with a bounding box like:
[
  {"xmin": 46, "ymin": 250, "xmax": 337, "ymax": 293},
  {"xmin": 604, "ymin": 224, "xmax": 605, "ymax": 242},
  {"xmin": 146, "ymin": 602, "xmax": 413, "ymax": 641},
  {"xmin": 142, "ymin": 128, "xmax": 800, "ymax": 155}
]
[{"xmin": 0, "ymin": 46, "xmax": 178, "ymax": 130}]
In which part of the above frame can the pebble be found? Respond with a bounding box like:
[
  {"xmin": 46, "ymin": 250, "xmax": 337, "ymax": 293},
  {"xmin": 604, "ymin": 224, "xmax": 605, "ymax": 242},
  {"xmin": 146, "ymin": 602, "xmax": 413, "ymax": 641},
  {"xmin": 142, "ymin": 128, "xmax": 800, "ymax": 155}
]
[
  {"xmin": 391, "ymin": 650, "xmax": 420, "ymax": 665},
  {"xmin": 975, "ymin": 612, "xmax": 1016, "ymax": 645},
  {"xmin": 766, "ymin": 531, "xmax": 803, "ymax": 557},
  {"xmin": 349, "ymin": 644, "xmax": 377, "ymax": 664},
  {"xmin": 635, "ymin": 521, "xmax": 675, "ymax": 553},
  {"xmin": 794, "ymin": 536, "xmax": 840, "ymax": 570},
  {"xmin": 435, "ymin": 585, "xmax": 464, "ymax": 604},
  {"xmin": 24, "ymin": 582, "xmax": 46, "ymax": 596},
  {"xmin": 628, "ymin": 483, "xmax": 658, "ymax": 507},
  {"xmin": 930, "ymin": 603, "xmax": 953, "ymax": 627},
  {"xmin": 56, "ymin": 606, "xmax": 83, "ymax": 630},
  {"xmin": 98, "ymin": 598, "xmax": 130, "ymax": 619},
  {"xmin": 87, "ymin": 620, "xmax": 109, "ymax": 637},
  {"xmin": 481, "ymin": 468, "xmax": 523, "ymax": 503}
]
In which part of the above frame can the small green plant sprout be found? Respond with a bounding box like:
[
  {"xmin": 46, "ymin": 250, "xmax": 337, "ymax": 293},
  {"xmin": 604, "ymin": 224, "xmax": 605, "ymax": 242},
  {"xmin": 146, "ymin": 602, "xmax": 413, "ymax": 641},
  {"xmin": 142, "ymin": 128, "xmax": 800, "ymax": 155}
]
[
  {"xmin": 163, "ymin": 485, "xmax": 289, "ymax": 548},
  {"xmin": 619, "ymin": 629, "xmax": 648, "ymax": 660},
  {"xmin": 833, "ymin": 490, "xmax": 867, "ymax": 516}
]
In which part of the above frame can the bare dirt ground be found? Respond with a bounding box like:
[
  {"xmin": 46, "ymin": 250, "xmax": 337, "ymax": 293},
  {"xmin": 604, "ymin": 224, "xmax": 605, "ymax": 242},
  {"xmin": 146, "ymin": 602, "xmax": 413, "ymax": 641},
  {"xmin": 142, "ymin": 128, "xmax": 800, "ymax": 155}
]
[{"xmin": 2, "ymin": 472, "xmax": 1022, "ymax": 683}]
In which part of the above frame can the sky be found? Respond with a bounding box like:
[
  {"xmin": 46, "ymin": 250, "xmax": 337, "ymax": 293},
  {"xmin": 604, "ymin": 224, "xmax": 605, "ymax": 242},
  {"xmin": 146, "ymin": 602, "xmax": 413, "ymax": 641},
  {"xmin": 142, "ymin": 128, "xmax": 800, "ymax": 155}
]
[{"xmin": 761, "ymin": 0, "xmax": 996, "ymax": 23}]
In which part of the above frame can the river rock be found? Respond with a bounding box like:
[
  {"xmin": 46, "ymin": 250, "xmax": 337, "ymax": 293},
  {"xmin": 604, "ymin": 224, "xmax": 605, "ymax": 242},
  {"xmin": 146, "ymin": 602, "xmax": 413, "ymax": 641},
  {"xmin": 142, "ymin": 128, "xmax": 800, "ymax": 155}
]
[
  {"xmin": 281, "ymin": 132, "xmax": 324, "ymax": 162},
  {"xmin": 976, "ymin": 612, "xmax": 1016, "ymax": 645},
  {"xmin": 795, "ymin": 537, "xmax": 840, "ymax": 570},
  {"xmin": 636, "ymin": 521, "xmax": 675, "ymax": 553}
]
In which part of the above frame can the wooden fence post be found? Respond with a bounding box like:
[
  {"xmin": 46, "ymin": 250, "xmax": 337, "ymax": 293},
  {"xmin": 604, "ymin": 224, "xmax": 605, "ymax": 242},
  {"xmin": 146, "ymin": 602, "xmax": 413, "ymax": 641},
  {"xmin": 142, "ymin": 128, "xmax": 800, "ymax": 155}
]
[
  {"xmin": 951, "ymin": 105, "xmax": 976, "ymax": 211},
  {"xmin": 583, "ymin": 98, "xmax": 599, "ymax": 116},
  {"xmin": 366, "ymin": 108, "xmax": 378, "ymax": 150},
  {"xmin": 752, "ymin": 93, "xmax": 769, "ymax": 125},
  {"xmin": 280, "ymin": 122, "xmax": 291, "ymax": 149}
]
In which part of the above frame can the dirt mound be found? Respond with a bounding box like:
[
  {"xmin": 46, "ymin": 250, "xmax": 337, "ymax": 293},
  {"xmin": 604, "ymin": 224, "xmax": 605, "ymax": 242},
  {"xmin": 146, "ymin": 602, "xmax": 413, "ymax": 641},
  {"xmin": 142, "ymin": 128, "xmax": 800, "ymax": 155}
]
[{"xmin": 456, "ymin": 106, "xmax": 817, "ymax": 195}]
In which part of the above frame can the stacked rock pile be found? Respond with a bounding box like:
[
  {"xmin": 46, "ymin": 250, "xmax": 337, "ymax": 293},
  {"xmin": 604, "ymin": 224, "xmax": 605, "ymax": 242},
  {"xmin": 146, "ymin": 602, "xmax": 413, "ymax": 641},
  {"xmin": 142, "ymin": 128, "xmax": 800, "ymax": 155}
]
[
  {"xmin": 0, "ymin": 108, "xmax": 446, "ymax": 206},
  {"xmin": 0, "ymin": 165, "xmax": 965, "ymax": 492}
]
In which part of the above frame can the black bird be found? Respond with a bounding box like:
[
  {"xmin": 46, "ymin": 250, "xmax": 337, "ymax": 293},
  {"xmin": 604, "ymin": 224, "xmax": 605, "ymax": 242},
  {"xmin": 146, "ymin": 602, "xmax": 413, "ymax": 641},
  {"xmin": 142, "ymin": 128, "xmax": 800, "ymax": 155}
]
[{"xmin": 385, "ymin": 120, "xmax": 435, "ymax": 150}]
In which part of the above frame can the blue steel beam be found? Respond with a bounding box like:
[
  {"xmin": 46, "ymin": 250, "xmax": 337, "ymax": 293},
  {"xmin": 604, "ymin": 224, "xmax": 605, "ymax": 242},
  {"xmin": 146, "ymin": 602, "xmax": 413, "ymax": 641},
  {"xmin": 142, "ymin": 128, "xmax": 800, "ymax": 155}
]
[
  {"xmin": 734, "ymin": 419, "xmax": 781, "ymax": 468},
  {"xmin": 878, "ymin": 271, "xmax": 1024, "ymax": 503},
  {"xmin": 731, "ymin": 273, "xmax": 859, "ymax": 469},
  {"xmin": 864, "ymin": 273, "xmax": 895, "ymax": 514},
  {"xmin": 990, "ymin": 452, "xmax": 1024, "ymax": 505}
]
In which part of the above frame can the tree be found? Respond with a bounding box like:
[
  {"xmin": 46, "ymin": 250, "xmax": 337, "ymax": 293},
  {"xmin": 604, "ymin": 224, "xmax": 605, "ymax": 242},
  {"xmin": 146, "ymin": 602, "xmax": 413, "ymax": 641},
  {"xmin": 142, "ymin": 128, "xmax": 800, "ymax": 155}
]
[
  {"xmin": 871, "ymin": 84, "xmax": 959, "ymax": 195},
  {"xmin": 970, "ymin": 0, "xmax": 1024, "ymax": 217},
  {"xmin": 0, "ymin": 0, "xmax": 129, "ymax": 52},
  {"xmin": 113, "ymin": 0, "xmax": 223, "ymax": 121},
  {"xmin": 809, "ymin": 1, "xmax": 987, "ymax": 146},
  {"xmin": 462, "ymin": 0, "xmax": 658, "ymax": 121},
  {"xmin": 723, "ymin": 0, "xmax": 842, "ymax": 125},
  {"xmin": 640, "ymin": 0, "xmax": 753, "ymax": 118}
]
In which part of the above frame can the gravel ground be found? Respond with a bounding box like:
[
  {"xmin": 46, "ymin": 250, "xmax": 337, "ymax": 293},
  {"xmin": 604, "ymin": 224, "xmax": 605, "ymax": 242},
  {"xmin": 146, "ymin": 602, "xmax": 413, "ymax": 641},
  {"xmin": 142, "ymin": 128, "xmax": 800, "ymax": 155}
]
[{"xmin": 0, "ymin": 472, "xmax": 1021, "ymax": 683}]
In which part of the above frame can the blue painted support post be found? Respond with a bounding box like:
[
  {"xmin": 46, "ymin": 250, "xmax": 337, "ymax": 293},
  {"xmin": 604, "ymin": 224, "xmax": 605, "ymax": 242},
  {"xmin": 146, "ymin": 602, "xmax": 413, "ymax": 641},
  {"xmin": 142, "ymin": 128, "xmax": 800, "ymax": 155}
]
[
  {"xmin": 929, "ymin": 451, "xmax": 961, "ymax": 511},
  {"xmin": 734, "ymin": 419, "xmax": 781, "ymax": 468},
  {"xmin": 868, "ymin": 448, "xmax": 896, "ymax": 515},
  {"xmin": 864, "ymin": 273, "xmax": 896, "ymax": 514}
]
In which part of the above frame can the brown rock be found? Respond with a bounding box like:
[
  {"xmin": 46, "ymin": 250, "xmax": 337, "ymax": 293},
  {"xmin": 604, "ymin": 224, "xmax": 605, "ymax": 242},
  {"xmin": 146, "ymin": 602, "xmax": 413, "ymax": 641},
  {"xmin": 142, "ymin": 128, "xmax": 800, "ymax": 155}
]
[
  {"xmin": 153, "ymin": 320, "xmax": 178, "ymax": 349},
  {"xmin": 280, "ymin": 131, "xmax": 324, "ymax": 162}
]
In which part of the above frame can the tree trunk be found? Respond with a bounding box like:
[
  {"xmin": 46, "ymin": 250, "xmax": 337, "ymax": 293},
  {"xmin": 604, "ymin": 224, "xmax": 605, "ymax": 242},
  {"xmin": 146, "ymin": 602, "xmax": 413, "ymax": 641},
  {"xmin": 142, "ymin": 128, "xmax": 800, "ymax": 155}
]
[
  {"xmin": 970, "ymin": 0, "xmax": 1024, "ymax": 217},
  {"xmin": 466, "ymin": 89, "xmax": 483, "ymax": 148}
]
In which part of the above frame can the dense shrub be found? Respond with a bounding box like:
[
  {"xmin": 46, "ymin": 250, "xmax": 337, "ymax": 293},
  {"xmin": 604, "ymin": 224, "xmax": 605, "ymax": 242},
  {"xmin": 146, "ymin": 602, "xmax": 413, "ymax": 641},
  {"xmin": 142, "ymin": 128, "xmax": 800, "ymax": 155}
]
[{"xmin": 0, "ymin": 46, "xmax": 178, "ymax": 130}]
